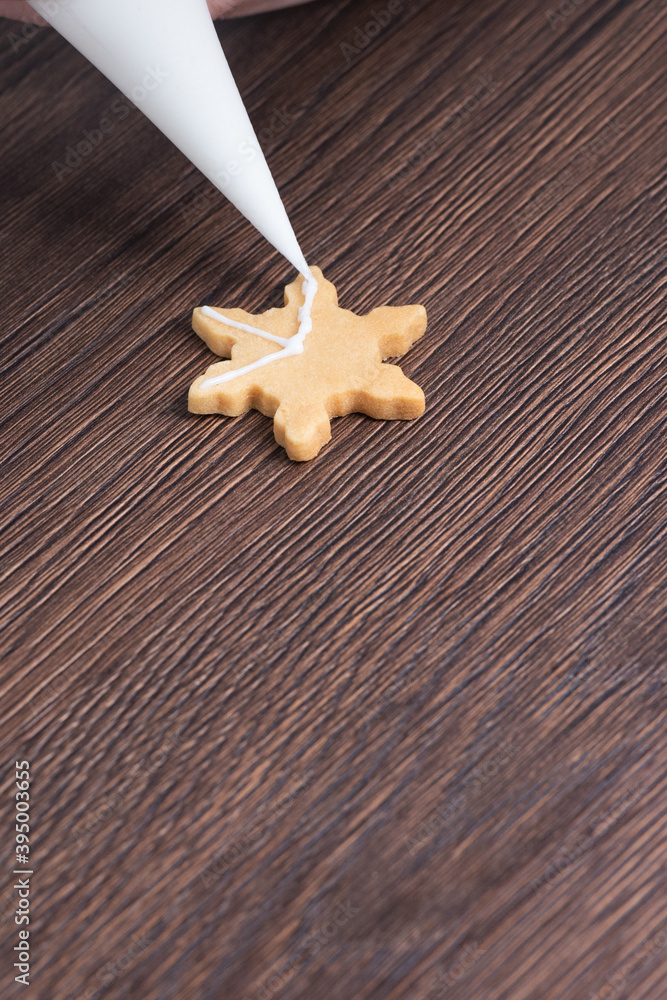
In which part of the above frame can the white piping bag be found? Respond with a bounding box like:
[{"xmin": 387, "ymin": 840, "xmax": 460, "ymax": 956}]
[{"xmin": 29, "ymin": 0, "xmax": 310, "ymax": 275}]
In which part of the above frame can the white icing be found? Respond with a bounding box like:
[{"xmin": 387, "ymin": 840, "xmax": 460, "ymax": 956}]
[
  {"xmin": 200, "ymin": 308, "xmax": 289, "ymax": 347},
  {"xmin": 200, "ymin": 270, "xmax": 318, "ymax": 388}
]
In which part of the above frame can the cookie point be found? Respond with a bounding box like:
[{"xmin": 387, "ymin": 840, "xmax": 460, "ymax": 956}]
[
  {"xmin": 412, "ymin": 303, "xmax": 428, "ymax": 327},
  {"xmin": 187, "ymin": 382, "xmax": 208, "ymax": 413},
  {"xmin": 407, "ymin": 303, "xmax": 428, "ymax": 341}
]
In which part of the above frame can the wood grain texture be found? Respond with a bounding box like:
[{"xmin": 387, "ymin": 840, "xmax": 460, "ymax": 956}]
[{"xmin": 1, "ymin": 1, "xmax": 666, "ymax": 998}]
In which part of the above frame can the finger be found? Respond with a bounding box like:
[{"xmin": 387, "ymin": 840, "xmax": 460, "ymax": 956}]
[
  {"xmin": 208, "ymin": 0, "xmax": 317, "ymax": 18},
  {"xmin": 0, "ymin": 2, "xmax": 48, "ymax": 24}
]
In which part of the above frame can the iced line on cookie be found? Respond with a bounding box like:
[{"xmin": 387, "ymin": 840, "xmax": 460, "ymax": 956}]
[
  {"xmin": 201, "ymin": 308, "xmax": 290, "ymax": 346},
  {"xmin": 201, "ymin": 270, "xmax": 318, "ymax": 388}
]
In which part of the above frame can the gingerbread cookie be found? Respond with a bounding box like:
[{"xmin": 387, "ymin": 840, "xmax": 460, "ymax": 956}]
[{"xmin": 188, "ymin": 267, "xmax": 427, "ymax": 461}]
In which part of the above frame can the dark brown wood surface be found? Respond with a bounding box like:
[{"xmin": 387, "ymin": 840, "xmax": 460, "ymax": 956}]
[{"xmin": 1, "ymin": 0, "xmax": 666, "ymax": 998}]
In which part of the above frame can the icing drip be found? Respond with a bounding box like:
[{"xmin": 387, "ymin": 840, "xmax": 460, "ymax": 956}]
[{"xmin": 201, "ymin": 270, "xmax": 318, "ymax": 388}]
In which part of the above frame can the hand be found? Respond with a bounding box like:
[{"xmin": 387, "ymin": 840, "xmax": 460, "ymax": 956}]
[
  {"xmin": 210, "ymin": 0, "xmax": 315, "ymax": 12},
  {"xmin": 0, "ymin": 0, "xmax": 314, "ymax": 24},
  {"xmin": 0, "ymin": 1, "xmax": 46, "ymax": 23}
]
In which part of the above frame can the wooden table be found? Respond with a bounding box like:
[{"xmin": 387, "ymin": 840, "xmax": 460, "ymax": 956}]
[{"xmin": 2, "ymin": 1, "xmax": 665, "ymax": 998}]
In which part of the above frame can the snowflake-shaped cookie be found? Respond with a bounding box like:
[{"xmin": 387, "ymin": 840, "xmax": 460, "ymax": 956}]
[{"xmin": 188, "ymin": 267, "xmax": 427, "ymax": 461}]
